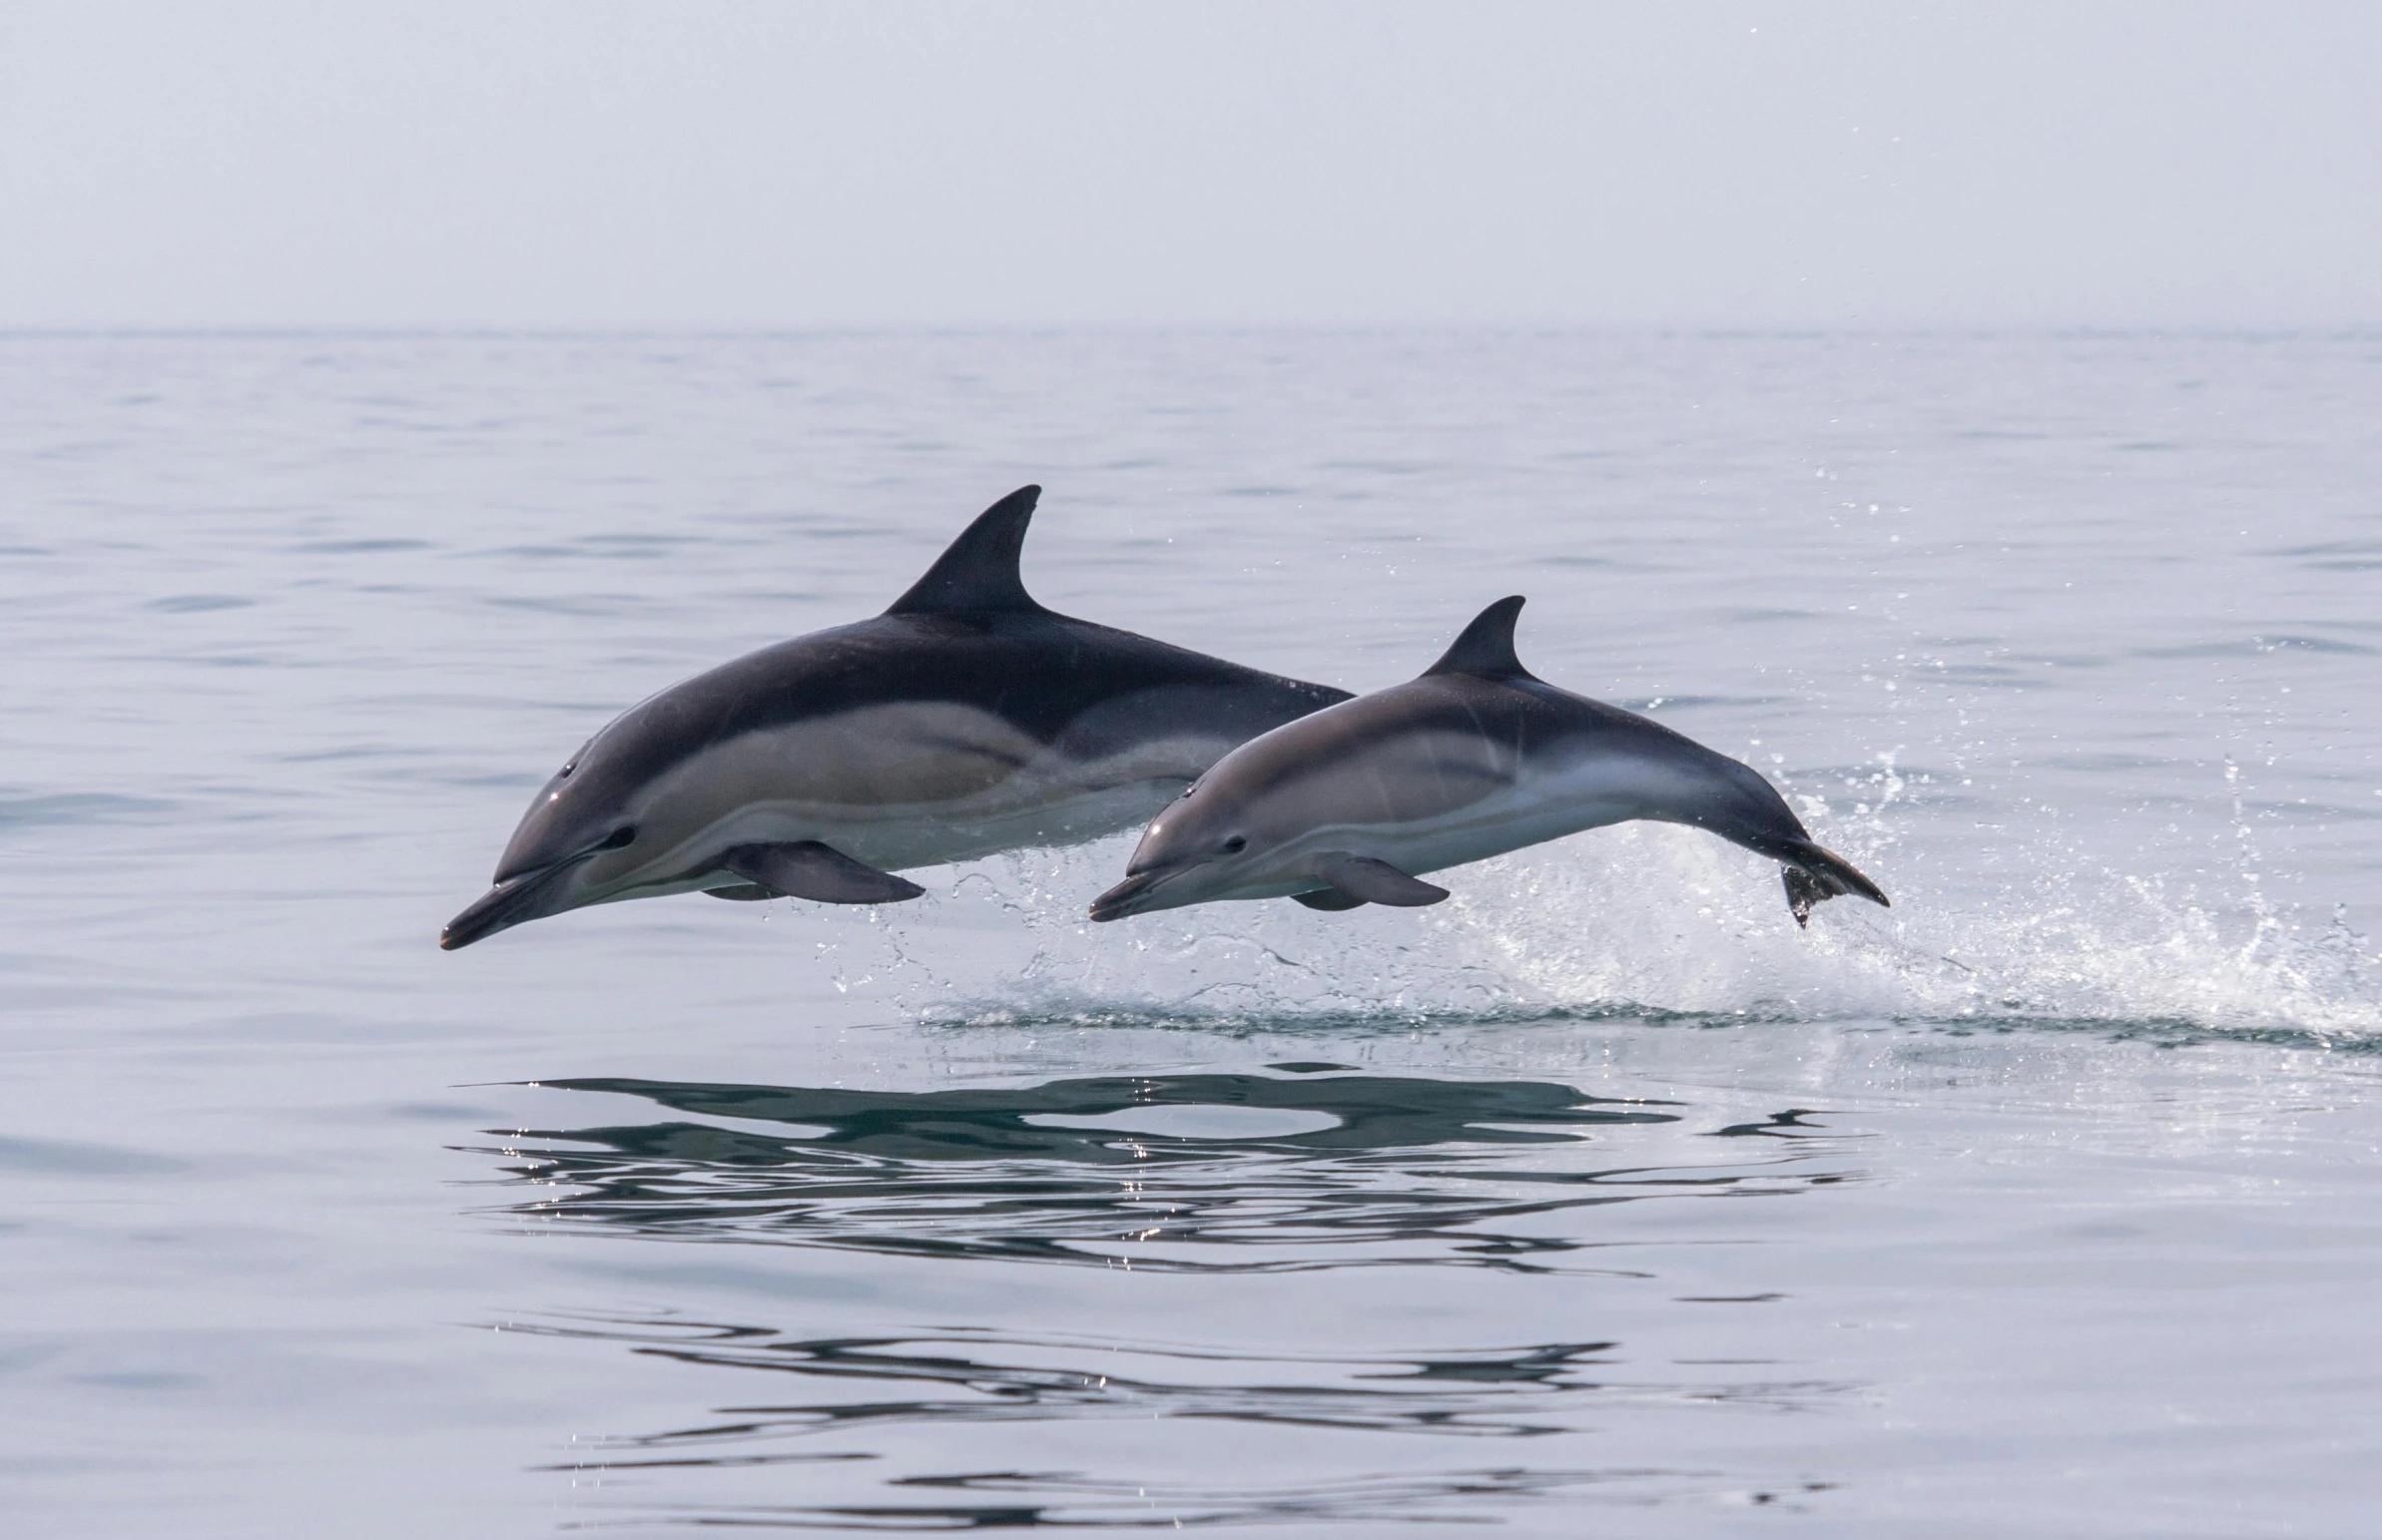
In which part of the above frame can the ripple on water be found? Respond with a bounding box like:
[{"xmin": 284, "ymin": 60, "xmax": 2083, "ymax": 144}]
[
  {"xmin": 479, "ymin": 1069, "xmax": 1857, "ymax": 1527},
  {"xmin": 0, "ymin": 792, "xmax": 181, "ymax": 829}
]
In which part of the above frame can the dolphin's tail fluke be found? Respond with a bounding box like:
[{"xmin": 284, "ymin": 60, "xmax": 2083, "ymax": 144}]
[{"xmin": 1778, "ymin": 840, "xmax": 1890, "ymax": 927}]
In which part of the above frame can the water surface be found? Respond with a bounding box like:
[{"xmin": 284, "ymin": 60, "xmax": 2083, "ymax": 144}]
[{"xmin": 3, "ymin": 331, "xmax": 2378, "ymax": 1536}]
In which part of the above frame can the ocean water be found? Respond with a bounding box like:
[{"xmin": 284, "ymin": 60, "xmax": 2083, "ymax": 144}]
[{"xmin": 3, "ymin": 330, "xmax": 2379, "ymax": 1537}]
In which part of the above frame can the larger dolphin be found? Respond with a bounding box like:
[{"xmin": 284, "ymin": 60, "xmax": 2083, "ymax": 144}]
[
  {"xmin": 442, "ymin": 487, "xmax": 1350, "ymax": 949},
  {"xmin": 1088, "ymin": 595, "xmax": 1888, "ymax": 925}
]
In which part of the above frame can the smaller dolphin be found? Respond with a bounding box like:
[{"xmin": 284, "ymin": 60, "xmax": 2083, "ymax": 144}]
[{"xmin": 1088, "ymin": 596, "xmax": 1888, "ymax": 926}]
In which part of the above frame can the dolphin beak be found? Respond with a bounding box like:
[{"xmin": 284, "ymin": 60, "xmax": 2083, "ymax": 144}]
[
  {"xmin": 439, "ymin": 862, "xmax": 578, "ymax": 950},
  {"xmin": 1087, "ymin": 866, "xmax": 1179, "ymax": 923}
]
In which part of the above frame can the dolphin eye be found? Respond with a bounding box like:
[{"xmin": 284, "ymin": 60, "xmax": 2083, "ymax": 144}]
[
  {"xmin": 1222, "ymin": 834, "xmax": 1248, "ymax": 854},
  {"xmin": 597, "ymin": 826, "xmax": 637, "ymax": 850},
  {"xmin": 559, "ymin": 761, "xmax": 576, "ymax": 777}
]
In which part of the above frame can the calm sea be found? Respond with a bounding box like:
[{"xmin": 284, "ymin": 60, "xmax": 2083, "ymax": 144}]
[{"xmin": 4, "ymin": 331, "xmax": 2379, "ymax": 1536}]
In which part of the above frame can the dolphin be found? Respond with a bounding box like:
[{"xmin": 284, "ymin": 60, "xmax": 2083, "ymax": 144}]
[
  {"xmin": 1087, "ymin": 595, "xmax": 1888, "ymax": 926},
  {"xmin": 441, "ymin": 487, "xmax": 1350, "ymax": 949}
]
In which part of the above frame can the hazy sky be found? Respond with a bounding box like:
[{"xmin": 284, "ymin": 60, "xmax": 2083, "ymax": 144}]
[{"xmin": 3, "ymin": 1, "xmax": 2377, "ymax": 328}]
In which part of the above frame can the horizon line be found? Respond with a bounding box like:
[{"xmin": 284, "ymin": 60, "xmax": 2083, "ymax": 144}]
[{"xmin": 5, "ymin": 322, "xmax": 2380, "ymax": 341}]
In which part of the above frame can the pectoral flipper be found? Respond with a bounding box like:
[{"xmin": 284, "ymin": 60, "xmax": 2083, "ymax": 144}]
[
  {"xmin": 721, "ymin": 841, "xmax": 927, "ymax": 904},
  {"xmin": 1305, "ymin": 851, "xmax": 1449, "ymax": 908}
]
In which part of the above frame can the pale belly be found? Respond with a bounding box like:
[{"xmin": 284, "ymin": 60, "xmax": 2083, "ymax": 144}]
[
  {"xmin": 607, "ymin": 718, "xmax": 1236, "ymax": 899},
  {"xmin": 1214, "ymin": 756, "xmax": 1682, "ymax": 902},
  {"xmin": 736, "ymin": 771, "xmax": 1189, "ymax": 871}
]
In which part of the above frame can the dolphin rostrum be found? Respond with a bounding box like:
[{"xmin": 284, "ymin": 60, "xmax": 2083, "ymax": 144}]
[
  {"xmin": 442, "ymin": 487, "xmax": 1351, "ymax": 949},
  {"xmin": 1087, "ymin": 595, "xmax": 1888, "ymax": 926}
]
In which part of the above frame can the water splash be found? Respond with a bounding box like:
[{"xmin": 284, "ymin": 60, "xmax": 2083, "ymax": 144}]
[{"xmin": 774, "ymin": 791, "xmax": 2381, "ymax": 1044}]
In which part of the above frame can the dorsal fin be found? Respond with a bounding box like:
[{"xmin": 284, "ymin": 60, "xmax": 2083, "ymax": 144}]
[
  {"xmin": 885, "ymin": 486, "xmax": 1046, "ymax": 615},
  {"xmin": 1423, "ymin": 595, "xmax": 1533, "ymax": 680}
]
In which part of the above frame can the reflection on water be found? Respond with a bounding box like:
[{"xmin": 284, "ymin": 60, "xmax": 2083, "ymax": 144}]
[
  {"xmin": 559, "ymin": 1464, "xmax": 1838, "ymax": 1532},
  {"xmin": 480, "ymin": 1070, "xmax": 1860, "ymax": 1529},
  {"xmin": 480, "ymin": 1070, "xmax": 1850, "ymax": 1275},
  {"xmin": 516, "ymin": 1313, "xmax": 1845, "ymax": 1449}
]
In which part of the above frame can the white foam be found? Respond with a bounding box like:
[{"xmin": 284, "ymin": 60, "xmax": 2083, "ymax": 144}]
[{"xmin": 790, "ymin": 807, "xmax": 2382, "ymax": 1044}]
